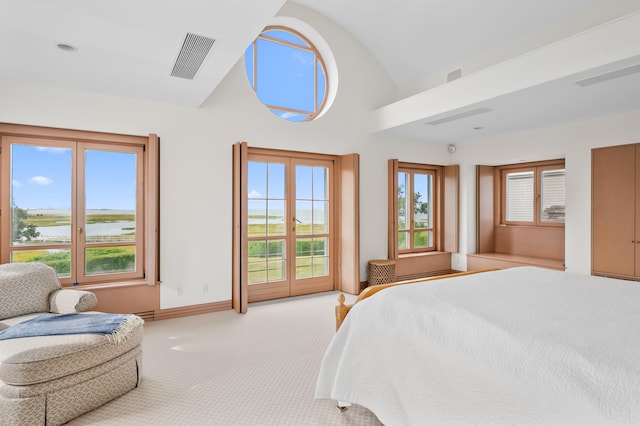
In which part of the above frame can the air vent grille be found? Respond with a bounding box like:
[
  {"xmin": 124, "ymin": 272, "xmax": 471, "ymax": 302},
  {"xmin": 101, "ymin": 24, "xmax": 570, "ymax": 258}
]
[
  {"xmin": 425, "ymin": 107, "xmax": 491, "ymax": 126},
  {"xmin": 135, "ymin": 311, "xmax": 155, "ymax": 321},
  {"xmin": 575, "ymin": 63, "xmax": 640, "ymax": 87},
  {"xmin": 447, "ymin": 68, "xmax": 462, "ymax": 82},
  {"xmin": 171, "ymin": 33, "xmax": 215, "ymax": 80}
]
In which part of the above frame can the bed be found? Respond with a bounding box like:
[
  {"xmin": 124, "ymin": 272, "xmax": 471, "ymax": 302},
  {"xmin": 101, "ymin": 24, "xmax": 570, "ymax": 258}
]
[{"xmin": 315, "ymin": 266, "xmax": 640, "ymax": 425}]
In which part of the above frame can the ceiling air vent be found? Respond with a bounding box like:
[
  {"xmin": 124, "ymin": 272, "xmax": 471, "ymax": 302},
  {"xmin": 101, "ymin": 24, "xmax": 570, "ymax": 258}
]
[
  {"xmin": 575, "ymin": 63, "xmax": 640, "ymax": 87},
  {"xmin": 171, "ymin": 33, "xmax": 216, "ymax": 80},
  {"xmin": 426, "ymin": 107, "xmax": 492, "ymax": 126},
  {"xmin": 447, "ymin": 68, "xmax": 462, "ymax": 82}
]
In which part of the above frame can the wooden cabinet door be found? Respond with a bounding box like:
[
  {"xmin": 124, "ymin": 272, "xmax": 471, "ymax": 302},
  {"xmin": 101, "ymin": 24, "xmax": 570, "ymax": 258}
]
[
  {"xmin": 635, "ymin": 146, "xmax": 640, "ymax": 276},
  {"xmin": 592, "ymin": 144, "xmax": 636, "ymax": 277}
]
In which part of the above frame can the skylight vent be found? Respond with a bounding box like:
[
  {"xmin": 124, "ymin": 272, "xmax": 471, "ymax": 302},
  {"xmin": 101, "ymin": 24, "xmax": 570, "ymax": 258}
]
[{"xmin": 171, "ymin": 33, "xmax": 215, "ymax": 80}]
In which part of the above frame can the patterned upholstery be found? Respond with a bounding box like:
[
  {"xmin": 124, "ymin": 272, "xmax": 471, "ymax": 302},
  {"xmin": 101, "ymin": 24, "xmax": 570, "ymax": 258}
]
[
  {"xmin": 0, "ymin": 349, "xmax": 142, "ymax": 426},
  {"xmin": 0, "ymin": 322, "xmax": 143, "ymax": 385},
  {"xmin": 0, "ymin": 263, "xmax": 60, "ymax": 320},
  {"xmin": 49, "ymin": 289, "xmax": 97, "ymax": 314},
  {"xmin": 0, "ymin": 262, "xmax": 143, "ymax": 426}
]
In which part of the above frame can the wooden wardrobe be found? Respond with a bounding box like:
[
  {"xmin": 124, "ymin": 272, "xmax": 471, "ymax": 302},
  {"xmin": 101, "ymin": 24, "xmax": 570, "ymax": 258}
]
[{"xmin": 592, "ymin": 143, "xmax": 640, "ymax": 279}]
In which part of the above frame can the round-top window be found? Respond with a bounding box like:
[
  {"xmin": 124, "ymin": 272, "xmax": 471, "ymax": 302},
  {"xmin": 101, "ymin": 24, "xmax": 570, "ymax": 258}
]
[{"xmin": 245, "ymin": 25, "xmax": 329, "ymax": 122}]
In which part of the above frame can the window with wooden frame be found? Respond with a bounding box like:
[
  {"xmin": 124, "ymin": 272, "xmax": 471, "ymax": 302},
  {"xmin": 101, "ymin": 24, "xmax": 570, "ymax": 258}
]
[
  {"xmin": 388, "ymin": 160, "xmax": 459, "ymax": 259},
  {"xmin": 244, "ymin": 26, "xmax": 328, "ymax": 122},
  {"xmin": 0, "ymin": 123, "xmax": 159, "ymax": 287},
  {"xmin": 499, "ymin": 160, "xmax": 565, "ymax": 227},
  {"xmin": 396, "ymin": 166, "xmax": 437, "ymax": 253}
]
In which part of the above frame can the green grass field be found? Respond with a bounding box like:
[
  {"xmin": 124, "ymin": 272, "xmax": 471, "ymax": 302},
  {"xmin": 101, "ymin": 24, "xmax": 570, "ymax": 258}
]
[
  {"xmin": 12, "ymin": 246, "xmax": 135, "ymax": 275},
  {"xmin": 248, "ymin": 222, "xmax": 327, "ymax": 236},
  {"xmin": 13, "ymin": 212, "xmax": 136, "ymax": 276},
  {"xmin": 24, "ymin": 213, "xmax": 134, "ymax": 227},
  {"xmin": 247, "ymin": 219, "xmax": 329, "ymax": 284},
  {"xmin": 18, "ymin": 213, "xmax": 327, "ymax": 280},
  {"xmin": 248, "ymin": 256, "xmax": 328, "ymax": 284}
]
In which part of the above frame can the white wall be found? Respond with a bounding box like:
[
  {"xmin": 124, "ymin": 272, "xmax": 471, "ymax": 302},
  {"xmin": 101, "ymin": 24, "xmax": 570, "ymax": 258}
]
[
  {"xmin": 0, "ymin": 4, "xmax": 447, "ymax": 309},
  {"xmin": 453, "ymin": 109, "xmax": 640, "ymax": 274},
  {"xmin": 2, "ymin": 4, "xmax": 638, "ymax": 310}
]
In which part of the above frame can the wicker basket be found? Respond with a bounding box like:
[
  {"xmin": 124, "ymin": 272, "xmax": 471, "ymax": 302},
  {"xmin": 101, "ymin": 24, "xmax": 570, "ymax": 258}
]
[{"xmin": 368, "ymin": 259, "xmax": 396, "ymax": 286}]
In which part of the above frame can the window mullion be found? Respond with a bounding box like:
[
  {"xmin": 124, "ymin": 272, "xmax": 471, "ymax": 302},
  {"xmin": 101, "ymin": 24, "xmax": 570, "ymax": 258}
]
[
  {"xmin": 408, "ymin": 171, "xmax": 415, "ymax": 250},
  {"xmin": 74, "ymin": 143, "xmax": 84, "ymax": 284},
  {"xmin": 258, "ymin": 34, "xmax": 313, "ymax": 52},
  {"xmin": 314, "ymin": 56, "xmax": 318, "ymax": 113},
  {"xmin": 264, "ymin": 104, "xmax": 315, "ymax": 115},
  {"xmin": 534, "ymin": 167, "xmax": 541, "ymax": 226},
  {"xmin": 252, "ymin": 40, "xmax": 258, "ymax": 91}
]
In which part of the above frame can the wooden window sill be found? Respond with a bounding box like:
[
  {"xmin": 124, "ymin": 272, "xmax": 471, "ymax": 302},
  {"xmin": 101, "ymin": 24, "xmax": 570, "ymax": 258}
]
[
  {"xmin": 63, "ymin": 279, "xmax": 158, "ymax": 290},
  {"xmin": 399, "ymin": 251, "xmax": 450, "ymax": 259},
  {"xmin": 467, "ymin": 253, "xmax": 564, "ymax": 271}
]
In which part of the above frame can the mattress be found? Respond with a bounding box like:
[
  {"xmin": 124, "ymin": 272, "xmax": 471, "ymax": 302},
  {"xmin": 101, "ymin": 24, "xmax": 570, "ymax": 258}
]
[{"xmin": 315, "ymin": 267, "xmax": 640, "ymax": 425}]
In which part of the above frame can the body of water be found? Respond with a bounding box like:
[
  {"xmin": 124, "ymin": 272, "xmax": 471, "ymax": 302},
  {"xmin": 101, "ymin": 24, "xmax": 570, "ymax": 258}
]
[
  {"xmin": 27, "ymin": 208, "xmax": 134, "ymax": 216},
  {"xmin": 35, "ymin": 222, "xmax": 136, "ymax": 239},
  {"xmin": 25, "ymin": 209, "xmax": 135, "ymax": 241},
  {"xmin": 247, "ymin": 208, "xmax": 326, "ymax": 224}
]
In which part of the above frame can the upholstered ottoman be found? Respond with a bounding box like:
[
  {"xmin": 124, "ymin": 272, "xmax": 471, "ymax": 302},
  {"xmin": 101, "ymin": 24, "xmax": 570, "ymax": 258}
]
[{"xmin": 0, "ymin": 263, "xmax": 144, "ymax": 426}]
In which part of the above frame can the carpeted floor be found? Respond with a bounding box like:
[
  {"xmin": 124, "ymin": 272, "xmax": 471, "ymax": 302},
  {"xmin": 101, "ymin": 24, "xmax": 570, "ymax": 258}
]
[{"xmin": 68, "ymin": 292, "xmax": 382, "ymax": 425}]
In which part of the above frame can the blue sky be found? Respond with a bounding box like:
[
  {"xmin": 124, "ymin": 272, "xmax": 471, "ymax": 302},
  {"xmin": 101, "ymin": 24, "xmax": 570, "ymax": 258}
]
[
  {"xmin": 245, "ymin": 29, "xmax": 326, "ymax": 122},
  {"xmin": 247, "ymin": 162, "xmax": 328, "ymax": 202},
  {"xmin": 11, "ymin": 145, "xmax": 136, "ymax": 210},
  {"xmin": 247, "ymin": 162, "xmax": 329, "ymax": 231}
]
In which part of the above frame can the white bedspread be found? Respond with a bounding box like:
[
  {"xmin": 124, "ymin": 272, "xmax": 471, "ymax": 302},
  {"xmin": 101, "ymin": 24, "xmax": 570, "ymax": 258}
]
[{"xmin": 315, "ymin": 267, "xmax": 640, "ymax": 425}]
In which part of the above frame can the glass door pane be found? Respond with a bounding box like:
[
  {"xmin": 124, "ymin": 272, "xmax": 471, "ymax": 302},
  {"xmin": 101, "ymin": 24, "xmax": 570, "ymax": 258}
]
[
  {"xmin": 295, "ymin": 165, "xmax": 329, "ymax": 279},
  {"xmin": 247, "ymin": 161, "xmax": 287, "ymax": 285},
  {"xmin": 413, "ymin": 173, "xmax": 433, "ymax": 249},
  {"xmin": 505, "ymin": 171, "xmax": 534, "ymax": 222},
  {"xmin": 413, "ymin": 173, "xmax": 432, "ymax": 228},
  {"xmin": 397, "ymin": 171, "xmax": 409, "ymax": 250},
  {"xmin": 541, "ymin": 169, "xmax": 566, "ymax": 223},
  {"xmin": 10, "ymin": 144, "xmax": 73, "ymax": 276},
  {"xmin": 83, "ymin": 150, "xmax": 137, "ymax": 275}
]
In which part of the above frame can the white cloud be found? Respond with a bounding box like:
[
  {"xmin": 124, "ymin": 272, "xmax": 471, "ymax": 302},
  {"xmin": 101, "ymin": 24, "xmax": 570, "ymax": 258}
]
[
  {"xmin": 278, "ymin": 112, "xmax": 301, "ymax": 120},
  {"xmin": 292, "ymin": 51, "xmax": 312, "ymax": 65},
  {"xmin": 12, "ymin": 180, "xmax": 22, "ymax": 187},
  {"xmin": 36, "ymin": 147, "xmax": 68, "ymax": 154},
  {"xmin": 248, "ymin": 190, "xmax": 263, "ymax": 198},
  {"xmin": 28, "ymin": 176, "xmax": 53, "ymax": 185}
]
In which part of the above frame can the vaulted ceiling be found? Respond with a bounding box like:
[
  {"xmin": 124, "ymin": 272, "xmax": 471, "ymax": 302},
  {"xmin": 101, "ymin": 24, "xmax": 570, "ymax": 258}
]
[
  {"xmin": 0, "ymin": 0, "xmax": 286, "ymax": 106},
  {"xmin": 1, "ymin": 0, "xmax": 639, "ymax": 143}
]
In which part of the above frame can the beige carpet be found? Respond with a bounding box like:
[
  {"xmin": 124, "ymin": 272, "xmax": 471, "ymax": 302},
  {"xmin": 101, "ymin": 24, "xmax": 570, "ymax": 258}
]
[{"xmin": 68, "ymin": 292, "xmax": 382, "ymax": 425}]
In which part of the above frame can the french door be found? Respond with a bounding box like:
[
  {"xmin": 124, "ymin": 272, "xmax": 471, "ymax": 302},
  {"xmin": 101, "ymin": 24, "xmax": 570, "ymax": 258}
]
[{"xmin": 246, "ymin": 153, "xmax": 334, "ymax": 302}]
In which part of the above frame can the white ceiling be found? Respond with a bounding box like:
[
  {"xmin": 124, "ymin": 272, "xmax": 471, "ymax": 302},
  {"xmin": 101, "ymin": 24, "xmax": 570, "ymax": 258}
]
[
  {"xmin": 293, "ymin": 0, "xmax": 604, "ymax": 87},
  {"xmin": 1, "ymin": 0, "xmax": 640, "ymax": 143},
  {"xmin": 380, "ymin": 58, "xmax": 640, "ymax": 143},
  {"xmin": 0, "ymin": 0, "xmax": 286, "ymax": 107}
]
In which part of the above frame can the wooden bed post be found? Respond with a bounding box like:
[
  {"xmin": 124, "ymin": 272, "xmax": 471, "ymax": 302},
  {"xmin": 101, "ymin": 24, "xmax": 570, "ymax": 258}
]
[{"xmin": 335, "ymin": 294, "xmax": 350, "ymax": 331}]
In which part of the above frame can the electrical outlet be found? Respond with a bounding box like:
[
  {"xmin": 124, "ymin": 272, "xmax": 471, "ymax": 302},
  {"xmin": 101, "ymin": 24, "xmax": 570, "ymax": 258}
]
[
  {"xmin": 177, "ymin": 287, "xmax": 183, "ymax": 296},
  {"xmin": 203, "ymin": 283, "xmax": 209, "ymax": 293}
]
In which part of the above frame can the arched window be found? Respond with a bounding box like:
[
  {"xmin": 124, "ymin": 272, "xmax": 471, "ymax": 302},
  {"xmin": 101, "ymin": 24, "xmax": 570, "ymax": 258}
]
[{"xmin": 245, "ymin": 26, "xmax": 328, "ymax": 122}]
